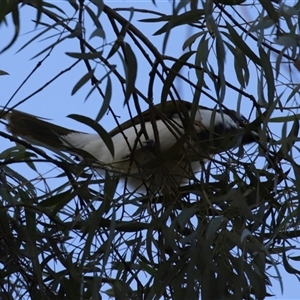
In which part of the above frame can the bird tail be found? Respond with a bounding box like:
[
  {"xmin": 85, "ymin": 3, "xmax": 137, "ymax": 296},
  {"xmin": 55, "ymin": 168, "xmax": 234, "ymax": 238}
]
[{"xmin": 1, "ymin": 109, "xmax": 75, "ymax": 149}]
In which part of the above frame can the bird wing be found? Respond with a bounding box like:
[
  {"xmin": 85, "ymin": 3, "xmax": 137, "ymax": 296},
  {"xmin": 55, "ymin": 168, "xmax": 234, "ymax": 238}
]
[{"xmin": 108, "ymin": 100, "xmax": 193, "ymax": 137}]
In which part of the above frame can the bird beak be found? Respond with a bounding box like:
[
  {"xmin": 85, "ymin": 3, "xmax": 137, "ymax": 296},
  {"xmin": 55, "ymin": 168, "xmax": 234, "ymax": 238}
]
[{"xmin": 241, "ymin": 129, "xmax": 260, "ymax": 145}]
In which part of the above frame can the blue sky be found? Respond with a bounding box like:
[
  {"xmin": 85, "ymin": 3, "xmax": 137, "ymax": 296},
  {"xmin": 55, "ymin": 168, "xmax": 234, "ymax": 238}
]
[{"xmin": 1, "ymin": 1, "xmax": 300, "ymax": 298}]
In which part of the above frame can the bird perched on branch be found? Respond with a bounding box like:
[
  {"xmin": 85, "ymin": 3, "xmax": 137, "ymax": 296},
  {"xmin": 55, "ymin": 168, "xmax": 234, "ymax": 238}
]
[{"xmin": 1, "ymin": 100, "xmax": 258, "ymax": 193}]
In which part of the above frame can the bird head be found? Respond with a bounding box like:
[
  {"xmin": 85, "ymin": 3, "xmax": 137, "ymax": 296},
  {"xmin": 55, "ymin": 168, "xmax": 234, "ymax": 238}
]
[{"xmin": 193, "ymin": 106, "xmax": 259, "ymax": 155}]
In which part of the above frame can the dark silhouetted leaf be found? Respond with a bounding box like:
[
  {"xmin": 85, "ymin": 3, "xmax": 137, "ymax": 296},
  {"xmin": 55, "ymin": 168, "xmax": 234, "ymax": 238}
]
[{"xmin": 67, "ymin": 114, "xmax": 114, "ymax": 157}]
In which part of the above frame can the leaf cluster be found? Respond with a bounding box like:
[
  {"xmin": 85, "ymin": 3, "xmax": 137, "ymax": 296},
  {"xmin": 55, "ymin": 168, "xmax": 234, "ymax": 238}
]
[{"xmin": 1, "ymin": 0, "xmax": 300, "ymax": 299}]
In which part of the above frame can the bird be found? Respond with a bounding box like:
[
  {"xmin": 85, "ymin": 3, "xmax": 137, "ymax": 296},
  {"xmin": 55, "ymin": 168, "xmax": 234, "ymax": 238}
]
[{"xmin": 1, "ymin": 100, "xmax": 258, "ymax": 193}]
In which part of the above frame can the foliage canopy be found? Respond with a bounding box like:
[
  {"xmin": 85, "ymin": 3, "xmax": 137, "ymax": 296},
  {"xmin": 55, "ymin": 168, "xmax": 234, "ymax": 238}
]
[{"xmin": 0, "ymin": 0, "xmax": 300, "ymax": 299}]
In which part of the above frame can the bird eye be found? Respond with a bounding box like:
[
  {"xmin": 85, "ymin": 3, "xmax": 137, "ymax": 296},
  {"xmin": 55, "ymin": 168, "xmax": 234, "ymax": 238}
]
[{"xmin": 240, "ymin": 116, "xmax": 248, "ymax": 124}]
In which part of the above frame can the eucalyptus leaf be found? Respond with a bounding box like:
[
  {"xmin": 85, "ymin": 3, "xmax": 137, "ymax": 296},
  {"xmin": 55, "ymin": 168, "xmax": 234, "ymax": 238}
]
[{"xmin": 67, "ymin": 114, "xmax": 114, "ymax": 157}]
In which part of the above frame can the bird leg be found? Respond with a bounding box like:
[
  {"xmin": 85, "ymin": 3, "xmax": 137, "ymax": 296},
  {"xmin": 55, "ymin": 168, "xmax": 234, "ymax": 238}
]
[
  {"xmin": 143, "ymin": 139, "xmax": 156, "ymax": 151},
  {"xmin": 122, "ymin": 139, "xmax": 157, "ymax": 159}
]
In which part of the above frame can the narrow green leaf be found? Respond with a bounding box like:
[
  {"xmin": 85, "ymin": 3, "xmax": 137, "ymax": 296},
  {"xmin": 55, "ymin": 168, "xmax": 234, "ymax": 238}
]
[
  {"xmin": 214, "ymin": 0, "xmax": 246, "ymax": 4},
  {"xmin": 282, "ymin": 243, "xmax": 300, "ymax": 274},
  {"xmin": 30, "ymin": 34, "xmax": 71, "ymax": 60},
  {"xmin": 33, "ymin": 17, "xmax": 50, "ymax": 28},
  {"xmin": 71, "ymin": 69, "xmax": 95, "ymax": 96},
  {"xmin": 67, "ymin": 0, "xmax": 78, "ymax": 12},
  {"xmin": 161, "ymin": 51, "xmax": 195, "ymax": 107},
  {"xmin": 66, "ymin": 51, "xmax": 103, "ymax": 60},
  {"xmin": 182, "ymin": 31, "xmax": 206, "ymax": 51},
  {"xmin": 281, "ymin": 3, "xmax": 299, "ymax": 16},
  {"xmin": 24, "ymin": 205, "xmax": 43, "ymax": 288},
  {"xmin": 240, "ymin": 228, "xmax": 252, "ymax": 243},
  {"xmin": 0, "ymin": 0, "xmax": 9, "ymax": 23},
  {"xmin": 289, "ymin": 255, "xmax": 300, "ymax": 261},
  {"xmin": 0, "ymin": 196, "xmax": 12, "ymax": 235},
  {"xmin": 90, "ymin": 26, "xmax": 106, "ymax": 39},
  {"xmin": 139, "ymin": 15, "xmax": 173, "ymax": 23},
  {"xmin": 225, "ymin": 41, "xmax": 249, "ymax": 87},
  {"xmin": 90, "ymin": 0, "xmax": 104, "ymax": 17},
  {"xmin": 195, "ymin": 36, "xmax": 209, "ymax": 74},
  {"xmin": 212, "ymin": 18, "xmax": 226, "ymax": 101},
  {"xmin": 286, "ymin": 83, "xmax": 300, "ymax": 104},
  {"xmin": 85, "ymin": 4, "xmax": 102, "ymax": 29},
  {"xmin": 191, "ymin": 76, "xmax": 203, "ymax": 121},
  {"xmin": 139, "ymin": 260, "xmax": 155, "ymax": 276},
  {"xmin": 11, "ymin": 150, "xmax": 38, "ymax": 172},
  {"xmin": 278, "ymin": 115, "xmax": 299, "ymax": 157},
  {"xmin": 106, "ymin": 10, "xmax": 134, "ymax": 60},
  {"xmin": 235, "ymin": 53, "xmax": 246, "ymax": 87},
  {"xmin": 123, "ymin": 43, "xmax": 137, "ymax": 105},
  {"xmin": 0, "ymin": 70, "xmax": 9, "ymax": 76},
  {"xmin": 67, "ymin": 114, "xmax": 114, "ymax": 157},
  {"xmin": 243, "ymin": 262, "xmax": 266, "ymax": 299},
  {"xmin": 257, "ymin": 71, "xmax": 267, "ymax": 106},
  {"xmin": 16, "ymin": 20, "xmax": 66, "ymax": 53},
  {"xmin": 264, "ymin": 248, "xmax": 283, "ymax": 294},
  {"xmin": 250, "ymin": 17, "xmax": 274, "ymax": 32},
  {"xmin": 153, "ymin": 10, "xmax": 205, "ymax": 36},
  {"xmin": 40, "ymin": 1, "xmax": 67, "ymax": 16},
  {"xmin": 2, "ymin": 166, "xmax": 35, "ymax": 195},
  {"xmin": 259, "ymin": 47, "xmax": 274, "ymax": 103},
  {"xmin": 259, "ymin": 0, "xmax": 278, "ymax": 23},
  {"xmin": 206, "ymin": 217, "xmax": 225, "ymax": 241},
  {"xmin": 103, "ymin": 172, "xmax": 118, "ymax": 209},
  {"xmin": 106, "ymin": 39, "xmax": 123, "ymax": 60},
  {"xmin": 95, "ymin": 76, "xmax": 112, "ymax": 122},
  {"xmin": 102, "ymin": 206, "xmax": 116, "ymax": 275},
  {"xmin": 39, "ymin": 189, "xmax": 74, "ymax": 207},
  {"xmin": 35, "ymin": 0, "xmax": 43, "ymax": 26},
  {"xmin": 275, "ymin": 36, "xmax": 297, "ymax": 48},
  {"xmin": 81, "ymin": 199, "xmax": 114, "ymax": 262},
  {"xmin": 226, "ymin": 22, "xmax": 261, "ymax": 66},
  {"xmin": 269, "ymin": 114, "xmax": 300, "ymax": 122},
  {"xmin": 176, "ymin": 207, "xmax": 199, "ymax": 230},
  {"xmin": 0, "ymin": 3, "xmax": 19, "ymax": 53},
  {"xmin": 85, "ymin": 67, "xmax": 115, "ymax": 101}
]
